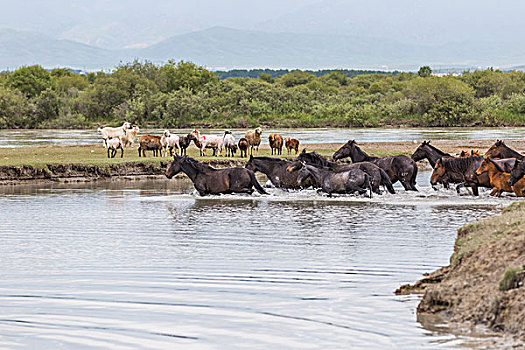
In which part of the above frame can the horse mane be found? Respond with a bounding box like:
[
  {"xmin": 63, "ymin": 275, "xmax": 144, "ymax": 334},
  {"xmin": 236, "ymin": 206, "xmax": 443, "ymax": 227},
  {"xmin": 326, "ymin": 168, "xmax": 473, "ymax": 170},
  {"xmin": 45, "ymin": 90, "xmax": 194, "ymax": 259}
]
[
  {"xmin": 352, "ymin": 142, "xmax": 378, "ymax": 160},
  {"xmin": 251, "ymin": 156, "xmax": 289, "ymax": 164},
  {"xmin": 441, "ymin": 156, "xmax": 483, "ymax": 173},
  {"xmin": 183, "ymin": 156, "xmax": 216, "ymax": 171},
  {"xmin": 299, "ymin": 152, "xmax": 334, "ymax": 167},
  {"xmin": 425, "ymin": 142, "xmax": 450, "ymax": 156},
  {"xmin": 500, "ymin": 142, "xmax": 523, "ymax": 157},
  {"xmin": 487, "ymin": 158, "xmax": 506, "ymax": 173}
]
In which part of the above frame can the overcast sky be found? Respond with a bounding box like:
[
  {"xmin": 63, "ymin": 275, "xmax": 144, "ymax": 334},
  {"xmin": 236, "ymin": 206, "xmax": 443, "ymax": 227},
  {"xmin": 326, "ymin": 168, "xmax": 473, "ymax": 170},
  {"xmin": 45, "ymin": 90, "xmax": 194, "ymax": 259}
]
[{"xmin": 2, "ymin": 0, "xmax": 525, "ymax": 67}]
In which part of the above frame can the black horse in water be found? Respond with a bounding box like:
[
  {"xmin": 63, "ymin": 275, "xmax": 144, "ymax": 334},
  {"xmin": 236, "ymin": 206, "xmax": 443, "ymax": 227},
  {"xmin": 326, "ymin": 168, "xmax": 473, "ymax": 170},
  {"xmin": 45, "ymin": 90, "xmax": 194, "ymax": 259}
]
[
  {"xmin": 411, "ymin": 141, "xmax": 452, "ymax": 168},
  {"xmin": 295, "ymin": 150, "xmax": 395, "ymax": 194},
  {"xmin": 508, "ymin": 160, "xmax": 525, "ymax": 186},
  {"xmin": 165, "ymin": 156, "xmax": 267, "ymax": 196},
  {"xmin": 292, "ymin": 162, "xmax": 372, "ymax": 198},
  {"xmin": 333, "ymin": 140, "xmax": 418, "ymax": 191},
  {"xmin": 245, "ymin": 156, "xmax": 314, "ymax": 189}
]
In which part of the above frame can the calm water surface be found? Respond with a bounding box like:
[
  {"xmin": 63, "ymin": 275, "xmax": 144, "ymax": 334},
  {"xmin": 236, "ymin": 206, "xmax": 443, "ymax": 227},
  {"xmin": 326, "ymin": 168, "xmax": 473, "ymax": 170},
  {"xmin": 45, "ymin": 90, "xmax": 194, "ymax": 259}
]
[
  {"xmin": 0, "ymin": 172, "xmax": 515, "ymax": 349},
  {"xmin": 0, "ymin": 127, "xmax": 524, "ymax": 147}
]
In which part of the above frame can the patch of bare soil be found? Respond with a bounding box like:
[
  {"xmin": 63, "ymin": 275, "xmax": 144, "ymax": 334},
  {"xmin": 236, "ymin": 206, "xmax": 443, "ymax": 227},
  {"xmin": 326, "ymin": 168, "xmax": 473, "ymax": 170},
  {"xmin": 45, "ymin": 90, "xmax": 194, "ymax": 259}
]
[{"xmin": 396, "ymin": 202, "xmax": 525, "ymax": 344}]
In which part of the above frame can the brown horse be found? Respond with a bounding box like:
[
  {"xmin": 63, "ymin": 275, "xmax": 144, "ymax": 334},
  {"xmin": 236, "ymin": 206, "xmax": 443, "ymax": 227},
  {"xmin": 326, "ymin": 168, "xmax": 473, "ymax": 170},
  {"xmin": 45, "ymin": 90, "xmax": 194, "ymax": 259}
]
[
  {"xmin": 165, "ymin": 156, "xmax": 267, "ymax": 196},
  {"xmin": 334, "ymin": 140, "xmax": 418, "ymax": 191},
  {"xmin": 484, "ymin": 140, "xmax": 524, "ymax": 160},
  {"xmin": 475, "ymin": 158, "xmax": 524, "ymax": 197}
]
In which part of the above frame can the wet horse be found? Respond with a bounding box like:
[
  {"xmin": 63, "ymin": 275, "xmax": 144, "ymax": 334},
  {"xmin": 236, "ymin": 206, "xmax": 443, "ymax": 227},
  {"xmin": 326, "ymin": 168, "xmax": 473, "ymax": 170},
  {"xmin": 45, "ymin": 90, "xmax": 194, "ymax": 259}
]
[
  {"xmin": 476, "ymin": 158, "xmax": 525, "ymax": 197},
  {"xmin": 430, "ymin": 156, "xmax": 489, "ymax": 195},
  {"xmin": 245, "ymin": 156, "xmax": 314, "ymax": 189},
  {"xmin": 411, "ymin": 141, "xmax": 452, "ymax": 168},
  {"xmin": 411, "ymin": 141, "xmax": 454, "ymax": 188},
  {"xmin": 165, "ymin": 156, "xmax": 267, "ymax": 196},
  {"xmin": 295, "ymin": 150, "xmax": 395, "ymax": 194},
  {"xmin": 292, "ymin": 163, "xmax": 372, "ymax": 198},
  {"xmin": 333, "ymin": 140, "xmax": 418, "ymax": 191},
  {"xmin": 430, "ymin": 156, "xmax": 518, "ymax": 195},
  {"xmin": 507, "ymin": 160, "xmax": 525, "ymax": 196},
  {"xmin": 484, "ymin": 140, "xmax": 524, "ymax": 160}
]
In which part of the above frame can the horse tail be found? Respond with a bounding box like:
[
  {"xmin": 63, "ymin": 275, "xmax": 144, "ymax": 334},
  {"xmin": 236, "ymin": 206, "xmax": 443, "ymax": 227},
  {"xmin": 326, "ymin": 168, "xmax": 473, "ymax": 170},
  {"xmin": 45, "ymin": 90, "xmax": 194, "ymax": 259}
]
[
  {"xmin": 379, "ymin": 168, "xmax": 395, "ymax": 194},
  {"xmin": 249, "ymin": 171, "xmax": 268, "ymax": 195},
  {"xmin": 364, "ymin": 173, "xmax": 372, "ymax": 198}
]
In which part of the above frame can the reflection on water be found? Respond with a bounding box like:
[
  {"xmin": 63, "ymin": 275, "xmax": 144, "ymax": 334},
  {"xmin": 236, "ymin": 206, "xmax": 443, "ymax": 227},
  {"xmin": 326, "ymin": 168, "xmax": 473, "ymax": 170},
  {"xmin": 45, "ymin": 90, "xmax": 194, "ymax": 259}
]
[
  {"xmin": 1, "ymin": 127, "xmax": 525, "ymax": 147},
  {"xmin": 0, "ymin": 175, "xmax": 516, "ymax": 349}
]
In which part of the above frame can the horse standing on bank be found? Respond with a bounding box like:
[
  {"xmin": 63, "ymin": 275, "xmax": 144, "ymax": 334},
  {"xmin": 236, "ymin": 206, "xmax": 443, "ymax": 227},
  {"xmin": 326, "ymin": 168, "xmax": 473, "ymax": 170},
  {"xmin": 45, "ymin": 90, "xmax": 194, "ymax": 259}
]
[
  {"xmin": 165, "ymin": 156, "xmax": 267, "ymax": 196},
  {"xmin": 333, "ymin": 140, "xmax": 418, "ymax": 191}
]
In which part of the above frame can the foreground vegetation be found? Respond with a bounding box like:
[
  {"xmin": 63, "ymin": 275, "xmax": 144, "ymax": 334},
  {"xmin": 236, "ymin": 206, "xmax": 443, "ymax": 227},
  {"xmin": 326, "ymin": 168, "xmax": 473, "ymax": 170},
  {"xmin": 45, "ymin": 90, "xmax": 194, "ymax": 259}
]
[{"xmin": 2, "ymin": 61, "xmax": 525, "ymax": 129}]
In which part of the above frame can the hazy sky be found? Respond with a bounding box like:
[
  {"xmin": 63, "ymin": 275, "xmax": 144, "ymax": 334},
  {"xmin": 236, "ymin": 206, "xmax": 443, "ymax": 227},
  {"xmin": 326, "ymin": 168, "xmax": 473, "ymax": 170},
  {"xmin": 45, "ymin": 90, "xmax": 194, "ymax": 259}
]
[
  {"xmin": 3, "ymin": 0, "xmax": 525, "ymax": 48},
  {"xmin": 2, "ymin": 0, "xmax": 525, "ymax": 69}
]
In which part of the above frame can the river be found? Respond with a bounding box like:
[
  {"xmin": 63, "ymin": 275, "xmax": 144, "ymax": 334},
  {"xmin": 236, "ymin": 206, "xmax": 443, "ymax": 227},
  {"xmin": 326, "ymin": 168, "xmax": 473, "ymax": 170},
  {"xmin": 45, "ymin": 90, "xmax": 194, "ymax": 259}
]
[
  {"xmin": 0, "ymin": 127, "xmax": 524, "ymax": 147},
  {"xmin": 0, "ymin": 171, "xmax": 514, "ymax": 349}
]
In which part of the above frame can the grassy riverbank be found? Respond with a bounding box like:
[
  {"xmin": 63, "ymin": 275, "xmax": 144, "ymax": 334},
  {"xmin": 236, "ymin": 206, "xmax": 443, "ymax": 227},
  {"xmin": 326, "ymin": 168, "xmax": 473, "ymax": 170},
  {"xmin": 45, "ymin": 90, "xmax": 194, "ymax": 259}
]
[
  {"xmin": 0, "ymin": 142, "xmax": 407, "ymax": 168},
  {"xmin": 397, "ymin": 202, "xmax": 525, "ymax": 342},
  {"xmin": 2, "ymin": 139, "xmax": 524, "ymax": 168}
]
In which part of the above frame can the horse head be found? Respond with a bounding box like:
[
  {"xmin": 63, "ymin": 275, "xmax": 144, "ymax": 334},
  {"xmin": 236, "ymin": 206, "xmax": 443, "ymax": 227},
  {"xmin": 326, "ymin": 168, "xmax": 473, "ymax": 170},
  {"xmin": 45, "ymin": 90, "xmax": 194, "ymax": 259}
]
[
  {"xmin": 476, "ymin": 158, "xmax": 491, "ymax": 175},
  {"xmin": 245, "ymin": 155, "xmax": 255, "ymax": 171},
  {"xmin": 333, "ymin": 140, "xmax": 355, "ymax": 161},
  {"xmin": 484, "ymin": 140, "xmax": 504, "ymax": 158},
  {"xmin": 430, "ymin": 158, "xmax": 446, "ymax": 185},
  {"xmin": 412, "ymin": 141, "xmax": 431, "ymax": 161},
  {"xmin": 508, "ymin": 160, "xmax": 524, "ymax": 186},
  {"xmin": 294, "ymin": 161, "xmax": 311, "ymax": 184},
  {"xmin": 165, "ymin": 155, "xmax": 184, "ymax": 178}
]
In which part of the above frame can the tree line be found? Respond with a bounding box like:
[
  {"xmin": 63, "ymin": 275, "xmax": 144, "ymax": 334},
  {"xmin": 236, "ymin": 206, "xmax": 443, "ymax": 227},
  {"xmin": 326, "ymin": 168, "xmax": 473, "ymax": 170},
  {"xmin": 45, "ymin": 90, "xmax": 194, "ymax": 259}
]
[{"xmin": 1, "ymin": 60, "xmax": 525, "ymax": 129}]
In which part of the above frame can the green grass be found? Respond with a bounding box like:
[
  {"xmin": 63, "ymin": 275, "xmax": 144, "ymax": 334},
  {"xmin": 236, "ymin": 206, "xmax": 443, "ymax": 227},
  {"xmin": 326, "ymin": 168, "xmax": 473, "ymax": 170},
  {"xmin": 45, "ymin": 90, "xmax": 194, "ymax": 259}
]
[
  {"xmin": 0, "ymin": 142, "xmax": 411, "ymax": 168},
  {"xmin": 452, "ymin": 201, "xmax": 525, "ymax": 265}
]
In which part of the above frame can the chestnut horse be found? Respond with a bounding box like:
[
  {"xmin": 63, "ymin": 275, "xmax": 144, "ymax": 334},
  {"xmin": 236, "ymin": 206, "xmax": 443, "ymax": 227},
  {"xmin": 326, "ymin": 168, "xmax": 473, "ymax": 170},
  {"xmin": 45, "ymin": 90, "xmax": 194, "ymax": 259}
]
[{"xmin": 475, "ymin": 158, "xmax": 524, "ymax": 197}]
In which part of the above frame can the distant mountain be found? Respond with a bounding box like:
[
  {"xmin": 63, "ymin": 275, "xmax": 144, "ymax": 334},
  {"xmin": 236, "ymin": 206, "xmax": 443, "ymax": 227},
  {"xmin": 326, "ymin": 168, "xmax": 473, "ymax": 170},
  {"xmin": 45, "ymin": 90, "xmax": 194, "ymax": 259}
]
[
  {"xmin": 139, "ymin": 27, "xmax": 525, "ymax": 70},
  {"xmin": 0, "ymin": 29, "xmax": 129, "ymax": 70},
  {"xmin": 253, "ymin": 0, "xmax": 525, "ymax": 46},
  {"xmin": 139, "ymin": 26, "xmax": 428, "ymax": 69},
  {"xmin": 1, "ymin": 26, "xmax": 525, "ymax": 71}
]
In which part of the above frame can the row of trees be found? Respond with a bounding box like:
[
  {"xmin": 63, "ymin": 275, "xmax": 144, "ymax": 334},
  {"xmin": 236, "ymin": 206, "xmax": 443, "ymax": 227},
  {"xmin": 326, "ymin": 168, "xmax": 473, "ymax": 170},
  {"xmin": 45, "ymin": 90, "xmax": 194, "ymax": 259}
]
[{"xmin": 1, "ymin": 60, "xmax": 525, "ymax": 129}]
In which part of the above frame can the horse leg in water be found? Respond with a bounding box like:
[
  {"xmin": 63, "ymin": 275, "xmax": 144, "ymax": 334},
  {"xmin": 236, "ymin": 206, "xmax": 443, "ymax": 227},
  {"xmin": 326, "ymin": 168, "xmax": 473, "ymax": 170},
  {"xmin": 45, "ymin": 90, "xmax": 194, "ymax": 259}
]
[
  {"xmin": 345, "ymin": 181, "xmax": 369, "ymax": 197},
  {"xmin": 456, "ymin": 182, "xmax": 464, "ymax": 194}
]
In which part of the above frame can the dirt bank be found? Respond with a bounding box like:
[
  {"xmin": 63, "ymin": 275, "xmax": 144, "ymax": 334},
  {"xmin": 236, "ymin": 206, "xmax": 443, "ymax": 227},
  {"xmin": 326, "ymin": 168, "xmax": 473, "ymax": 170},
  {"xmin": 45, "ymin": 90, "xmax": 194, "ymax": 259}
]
[
  {"xmin": 397, "ymin": 202, "xmax": 525, "ymax": 342},
  {"xmin": 0, "ymin": 159, "xmax": 247, "ymax": 185}
]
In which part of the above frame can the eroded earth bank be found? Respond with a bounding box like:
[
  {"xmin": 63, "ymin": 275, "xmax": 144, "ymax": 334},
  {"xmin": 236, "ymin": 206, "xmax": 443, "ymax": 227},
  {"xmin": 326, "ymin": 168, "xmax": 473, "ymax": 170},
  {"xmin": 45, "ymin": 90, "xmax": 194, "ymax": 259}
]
[{"xmin": 397, "ymin": 202, "xmax": 525, "ymax": 345}]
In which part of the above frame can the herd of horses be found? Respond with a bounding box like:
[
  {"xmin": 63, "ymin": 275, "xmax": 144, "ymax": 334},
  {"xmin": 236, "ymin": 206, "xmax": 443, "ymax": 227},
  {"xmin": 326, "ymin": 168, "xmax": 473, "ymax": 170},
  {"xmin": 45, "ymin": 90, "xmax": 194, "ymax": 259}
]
[{"xmin": 166, "ymin": 139, "xmax": 525, "ymax": 198}]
